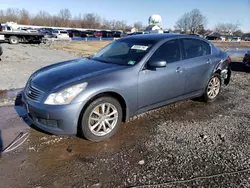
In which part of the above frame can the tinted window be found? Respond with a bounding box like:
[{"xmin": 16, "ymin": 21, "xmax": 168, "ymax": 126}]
[
  {"xmin": 148, "ymin": 39, "xmax": 181, "ymax": 63},
  {"xmin": 60, "ymin": 31, "xmax": 68, "ymax": 34},
  {"xmin": 181, "ymin": 38, "xmax": 211, "ymax": 59}
]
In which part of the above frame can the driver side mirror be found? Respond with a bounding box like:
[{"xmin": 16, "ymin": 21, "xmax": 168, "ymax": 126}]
[{"xmin": 148, "ymin": 60, "xmax": 167, "ymax": 68}]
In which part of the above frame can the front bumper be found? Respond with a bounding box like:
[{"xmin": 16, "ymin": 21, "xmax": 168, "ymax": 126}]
[{"xmin": 21, "ymin": 92, "xmax": 83, "ymax": 135}]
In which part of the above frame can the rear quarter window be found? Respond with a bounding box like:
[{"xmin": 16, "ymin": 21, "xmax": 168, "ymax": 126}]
[{"xmin": 181, "ymin": 38, "xmax": 211, "ymax": 59}]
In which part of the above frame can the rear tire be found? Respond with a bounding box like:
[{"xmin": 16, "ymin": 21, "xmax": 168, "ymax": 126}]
[
  {"xmin": 80, "ymin": 96, "xmax": 122, "ymax": 142},
  {"xmin": 0, "ymin": 45, "xmax": 2, "ymax": 56},
  {"xmin": 9, "ymin": 36, "xmax": 19, "ymax": 44},
  {"xmin": 201, "ymin": 73, "xmax": 221, "ymax": 103}
]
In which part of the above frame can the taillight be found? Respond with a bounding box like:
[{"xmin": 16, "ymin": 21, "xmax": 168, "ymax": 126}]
[{"xmin": 227, "ymin": 56, "xmax": 231, "ymax": 63}]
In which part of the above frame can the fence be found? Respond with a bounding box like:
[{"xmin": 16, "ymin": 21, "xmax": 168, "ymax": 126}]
[{"xmin": 71, "ymin": 37, "xmax": 118, "ymax": 41}]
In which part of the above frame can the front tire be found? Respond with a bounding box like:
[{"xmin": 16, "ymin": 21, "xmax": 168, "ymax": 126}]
[
  {"xmin": 201, "ymin": 73, "xmax": 221, "ymax": 102},
  {"xmin": 80, "ymin": 97, "xmax": 122, "ymax": 142}
]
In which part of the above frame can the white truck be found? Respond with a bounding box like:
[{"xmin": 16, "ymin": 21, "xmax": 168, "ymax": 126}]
[{"xmin": 0, "ymin": 24, "xmax": 45, "ymax": 44}]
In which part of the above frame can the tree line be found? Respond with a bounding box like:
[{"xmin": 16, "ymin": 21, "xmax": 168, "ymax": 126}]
[
  {"xmin": 174, "ymin": 9, "xmax": 243, "ymax": 36},
  {"xmin": 0, "ymin": 8, "xmax": 145, "ymax": 31},
  {"xmin": 0, "ymin": 8, "xmax": 244, "ymax": 35}
]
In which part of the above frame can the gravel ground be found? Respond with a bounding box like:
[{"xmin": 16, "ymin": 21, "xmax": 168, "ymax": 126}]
[
  {"xmin": 0, "ymin": 66, "xmax": 249, "ymax": 187},
  {"xmin": 0, "ymin": 42, "xmax": 77, "ymax": 90},
  {"xmin": 0, "ymin": 42, "xmax": 250, "ymax": 188}
]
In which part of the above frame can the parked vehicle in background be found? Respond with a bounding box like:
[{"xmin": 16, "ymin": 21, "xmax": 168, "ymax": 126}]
[
  {"xmin": 67, "ymin": 30, "xmax": 92, "ymax": 38},
  {"xmin": 22, "ymin": 34, "xmax": 231, "ymax": 142},
  {"xmin": 52, "ymin": 29, "xmax": 70, "ymax": 39},
  {"xmin": 243, "ymin": 49, "xmax": 250, "ymax": 71},
  {"xmin": 84, "ymin": 30, "xmax": 95, "ymax": 37},
  {"xmin": 99, "ymin": 30, "xmax": 113, "ymax": 38},
  {"xmin": 244, "ymin": 37, "xmax": 250, "ymax": 41},
  {"xmin": 67, "ymin": 29, "xmax": 82, "ymax": 38},
  {"xmin": 0, "ymin": 24, "xmax": 45, "ymax": 44},
  {"xmin": 18, "ymin": 27, "xmax": 38, "ymax": 33},
  {"xmin": 112, "ymin": 31, "xmax": 123, "ymax": 38},
  {"xmin": 129, "ymin": 31, "xmax": 149, "ymax": 35},
  {"xmin": 93, "ymin": 31, "xmax": 103, "ymax": 38},
  {"xmin": 93, "ymin": 30, "xmax": 113, "ymax": 38}
]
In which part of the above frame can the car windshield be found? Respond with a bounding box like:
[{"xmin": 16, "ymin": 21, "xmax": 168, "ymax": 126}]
[{"xmin": 91, "ymin": 39, "xmax": 156, "ymax": 65}]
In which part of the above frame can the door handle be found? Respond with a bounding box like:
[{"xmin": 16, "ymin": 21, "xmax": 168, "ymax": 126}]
[
  {"xmin": 176, "ymin": 67, "xmax": 183, "ymax": 73},
  {"xmin": 207, "ymin": 59, "xmax": 212, "ymax": 64}
]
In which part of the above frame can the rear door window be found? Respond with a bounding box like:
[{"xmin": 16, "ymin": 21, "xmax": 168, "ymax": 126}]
[
  {"xmin": 181, "ymin": 38, "xmax": 211, "ymax": 59},
  {"xmin": 148, "ymin": 39, "xmax": 181, "ymax": 64}
]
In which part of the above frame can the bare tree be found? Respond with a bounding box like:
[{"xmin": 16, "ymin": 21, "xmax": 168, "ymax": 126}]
[
  {"xmin": 58, "ymin": 9, "xmax": 72, "ymax": 27},
  {"xmin": 82, "ymin": 13, "xmax": 101, "ymax": 29},
  {"xmin": 175, "ymin": 9, "xmax": 206, "ymax": 34},
  {"xmin": 0, "ymin": 8, "xmax": 134, "ymax": 30},
  {"xmin": 19, "ymin": 9, "xmax": 30, "ymax": 25},
  {"xmin": 197, "ymin": 24, "xmax": 206, "ymax": 35},
  {"xmin": 215, "ymin": 22, "xmax": 240, "ymax": 34},
  {"xmin": 5, "ymin": 8, "xmax": 19, "ymax": 22},
  {"xmin": 31, "ymin": 11, "xmax": 51, "ymax": 26},
  {"xmin": 188, "ymin": 9, "xmax": 207, "ymax": 34},
  {"xmin": 133, "ymin": 21, "xmax": 144, "ymax": 31},
  {"xmin": 115, "ymin": 20, "xmax": 127, "ymax": 30},
  {"xmin": 0, "ymin": 10, "xmax": 5, "ymax": 22},
  {"xmin": 174, "ymin": 13, "xmax": 189, "ymax": 33},
  {"xmin": 101, "ymin": 19, "xmax": 112, "ymax": 29}
]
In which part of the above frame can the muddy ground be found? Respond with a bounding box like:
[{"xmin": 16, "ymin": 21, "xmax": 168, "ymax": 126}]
[{"xmin": 0, "ymin": 42, "xmax": 250, "ymax": 188}]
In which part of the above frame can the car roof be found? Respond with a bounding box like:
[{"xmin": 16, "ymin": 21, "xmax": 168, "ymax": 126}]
[{"xmin": 120, "ymin": 33, "xmax": 184, "ymax": 42}]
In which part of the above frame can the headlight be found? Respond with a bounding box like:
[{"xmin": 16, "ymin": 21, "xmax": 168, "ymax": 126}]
[{"xmin": 44, "ymin": 82, "xmax": 88, "ymax": 105}]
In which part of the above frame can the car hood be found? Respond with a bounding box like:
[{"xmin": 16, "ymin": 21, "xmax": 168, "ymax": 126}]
[{"xmin": 31, "ymin": 58, "xmax": 126, "ymax": 91}]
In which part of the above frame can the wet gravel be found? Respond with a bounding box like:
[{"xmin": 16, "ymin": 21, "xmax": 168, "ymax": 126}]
[
  {"xmin": 0, "ymin": 69, "xmax": 249, "ymax": 188},
  {"xmin": 0, "ymin": 43, "xmax": 250, "ymax": 188}
]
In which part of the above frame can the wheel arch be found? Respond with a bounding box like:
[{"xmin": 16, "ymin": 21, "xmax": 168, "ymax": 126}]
[
  {"xmin": 77, "ymin": 91, "xmax": 128, "ymax": 136},
  {"xmin": 212, "ymin": 62, "xmax": 231, "ymax": 85}
]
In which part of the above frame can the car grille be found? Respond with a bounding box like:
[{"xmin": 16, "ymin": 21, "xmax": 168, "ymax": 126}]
[{"xmin": 25, "ymin": 83, "xmax": 44, "ymax": 102}]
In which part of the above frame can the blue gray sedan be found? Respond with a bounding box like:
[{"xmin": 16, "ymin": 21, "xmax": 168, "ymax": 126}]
[{"xmin": 22, "ymin": 34, "xmax": 231, "ymax": 141}]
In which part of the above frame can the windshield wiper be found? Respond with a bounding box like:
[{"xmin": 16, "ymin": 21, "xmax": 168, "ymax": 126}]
[{"xmin": 93, "ymin": 58, "xmax": 111, "ymax": 64}]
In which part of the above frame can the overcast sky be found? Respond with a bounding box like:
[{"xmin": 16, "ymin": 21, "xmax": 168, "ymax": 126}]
[{"xmin": 0, "ymin": 0, "xmax": 250, "ymax": 32}]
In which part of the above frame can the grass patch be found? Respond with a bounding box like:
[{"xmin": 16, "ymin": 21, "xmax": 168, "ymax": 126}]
[
  {"xmin": 53, "ymin": 41, "xmax": 111, "ymax": 56},
  {"xmin": 231, "ymin": 56, "xmax": 243, "ymax": 62},
  {"xmin": 51, "ymin": 40, "xmax": 249, "ymax": 59},
  {"xmin": 212, "ymin": 41, "xmax": 250, "ymax": 47}
]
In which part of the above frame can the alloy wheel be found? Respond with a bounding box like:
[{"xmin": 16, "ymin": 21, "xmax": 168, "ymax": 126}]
[
  {"xmin": 207, "ymin": 77, "xmax": 221, "ymax": 99},
  {"xmin": 88, "ymin": 103, "xmax": 118, "ymax": 136}
]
